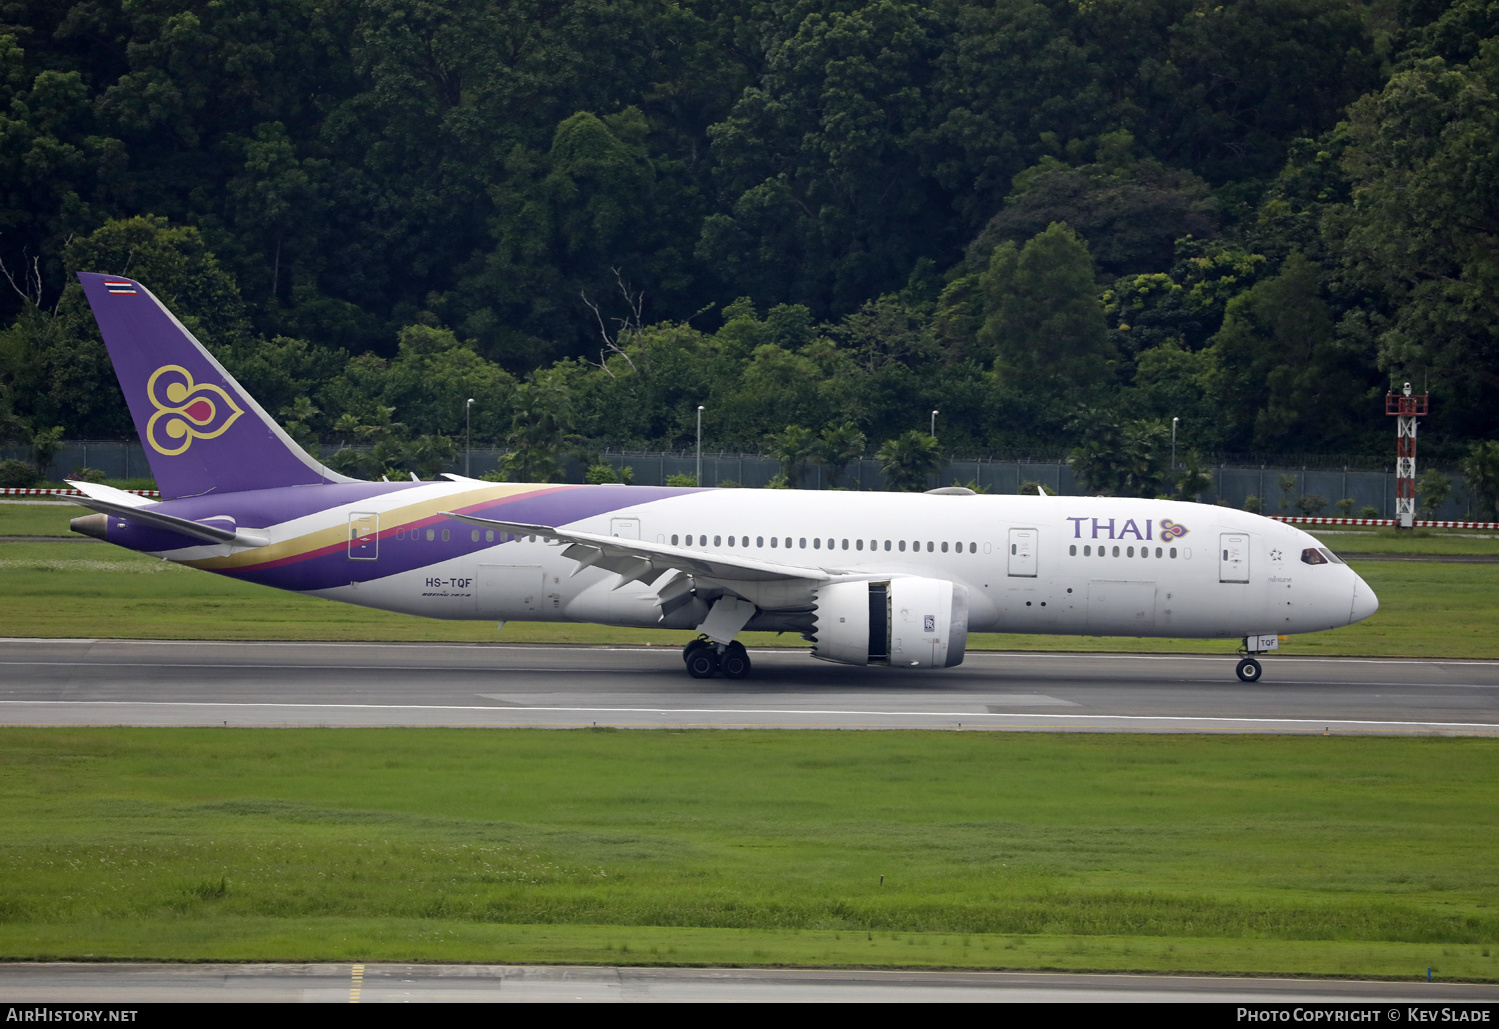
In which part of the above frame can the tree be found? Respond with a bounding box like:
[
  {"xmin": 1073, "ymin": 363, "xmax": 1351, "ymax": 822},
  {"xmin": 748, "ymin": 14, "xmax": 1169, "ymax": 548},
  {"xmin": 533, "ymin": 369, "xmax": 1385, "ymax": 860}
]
[
  {"xmin": 1461, "ymin": 441, "xmax": 1499, "ymax": 521},
  {"xmin": 1067, "ymin": 410, "xmax": 1168, "ymax": 498},
  {"xmin": 876, "ymin": 430, "xmax": 942, "ymax": 492},
  {"xmin": 1207, "ymin": 251, "xmax": 1372, "ymax": 451},
  {"xmin": 978, "ymin": 223, "xmax": 1116, "ymax": 396},
  {"xmin": 766, "ymin": 425, "xmax": 817, "ymax": 486},
  {"xmin": 1334, "ymin": 41, "xmax": 1499, "ymax": 441},
  {"xmin": 500, "ymin": 372, "xmax": 574, "ymax": 483},
  {"xmin": 1416, "ymin": 468, "xmax": 1452, "ymax": 518},
  {"xmin": 812, "ymin": 421, "xmax": 867, "ymax": 489}
]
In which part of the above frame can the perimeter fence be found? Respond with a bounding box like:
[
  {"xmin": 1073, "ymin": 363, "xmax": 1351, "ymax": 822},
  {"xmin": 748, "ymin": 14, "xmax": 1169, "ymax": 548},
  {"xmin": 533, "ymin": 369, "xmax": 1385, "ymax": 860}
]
[{"xmin": 2, "ymin": 440, "xmax": 1489, "ymax": 523}]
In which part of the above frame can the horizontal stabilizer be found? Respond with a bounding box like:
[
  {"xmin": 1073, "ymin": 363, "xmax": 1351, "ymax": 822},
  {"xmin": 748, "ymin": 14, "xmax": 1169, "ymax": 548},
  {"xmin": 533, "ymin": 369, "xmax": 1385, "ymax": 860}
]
[{"xmin": 65, "ymin": 481, "xmax": 268, "ymax": 547}]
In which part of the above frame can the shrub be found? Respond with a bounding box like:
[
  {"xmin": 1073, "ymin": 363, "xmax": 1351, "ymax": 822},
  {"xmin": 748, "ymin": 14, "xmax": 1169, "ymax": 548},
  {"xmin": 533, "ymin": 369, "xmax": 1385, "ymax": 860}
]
[
  {"xmin": 1243, "ymin": 495, "xmax": 1263, "ymax": 513},
  {"xmin": 0, "ymin": 459, "xmax": 40, "ymax": 488},
  {"xmin": 69, "ymin": 467, "xmax": 107, "ymax": 483},
  {"xmin": 1360, "ymin": 506, "xmax": 1380, "ymax": 519}
]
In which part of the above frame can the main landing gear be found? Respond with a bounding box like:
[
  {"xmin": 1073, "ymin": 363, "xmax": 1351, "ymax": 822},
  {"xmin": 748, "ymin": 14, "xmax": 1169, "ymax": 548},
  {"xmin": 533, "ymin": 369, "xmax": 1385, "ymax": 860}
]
[
  {"xmin": 1235, "ymin": 657, "xmax": 1263, "ymax": 683},
  {"xmin": 683, "ymin": 636, "xmax": 751, "ymax": 680}
]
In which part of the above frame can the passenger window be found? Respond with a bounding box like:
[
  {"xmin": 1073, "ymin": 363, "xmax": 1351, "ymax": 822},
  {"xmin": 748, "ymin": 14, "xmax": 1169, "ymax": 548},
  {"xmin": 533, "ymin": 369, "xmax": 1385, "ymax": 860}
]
[
  {"xmin": 1300, "ymin": 547, "xmax": 1328, "ymax": 565},
  {"xmin": 943, "ymin": 542, "xmax": 950, "ymax": 553},
  {"xmin": 857, "ymin": 539, "xmax": 864, "ymax": 551},
  {"xmin": 471, "ymin": 529, "xmax": 479, "ymax": 542},
  {"xmin": 784, "ymin": 538, "xmax": 792, "ymax": 548},
  {"xmin": 699, "ymin": 535, "xmax": 707, "ymax": 546},
  {"xmin": 969, "ymin": 542, "xmax": 976, "ymax": 554},
  {"xmin": 926, "ymin": 542, "xmax": 933, "ymax": 552},
  {"xmin": 1155, "ymin": 547, "xmax": 1161, "ymax": 558},
  {"xmin": 771, "ymin": 537, "xmax": 778, "ymax": 548},
  {"xmin": 1170, "ymin": 547, "xmax": 1177, "ymax": 558},
  {"xmin": 442, "ymin": 529, "xmax": 451, "ymax": 542},
  {"xmin": 486, "ymin": 530, "xmax": 495, "ymax": 542},
  {"xmin": 842, "ymin": 539, "xmax": 849, "ymax": 550},
  {"xmin": 799, "ymin": 538, "xmax": 806, "ymax": 548},
  {"xmin": 1084, "ymin": 545, "xmax": 1091, "ymax": 556},
  {"xmin": 884, "ymin": 540, "xmax": 891, "ymax": 551},
  {"xmin": 1127, "ymin": 546, "xmax": 1134, "ymax": 557},
  {"xmin": 1112, "ymin": 545, "xmax": 1119, "ymax": 557},
  {"xmin": 757, "ymin": 536, "xmax": 764, "ymax": 547},
  {"xmin": 727, "ymin": 536, "xmax": 735, "ymax": 547},
  {"xmin": 898, "ymin": 540, "xmax": 906, "ymax": 552},
  {"xmin": 828, "ymin": 539, "xmax": 835, "ymax": 549},
  {"xmin": 1011, "ymin": 543, "xmax": 1017, "ymax": 555},
  {"xmin": 671, "ymin": 534, "xmax": 679, "ymax": 545},
  {"xmin": 714, "ymin": 535, "xmax": 722, "ymax": 547},
  {"xmin": 426, "ymin": 528, "xmax": 435, "ymax": 541},
  {"xmin": 1068, "ymin": 544, "xmax": 1075, "ymax": 556},
  {"xmin": 814, "ymin": 538, "xmax": 821, "ymax": 549}
]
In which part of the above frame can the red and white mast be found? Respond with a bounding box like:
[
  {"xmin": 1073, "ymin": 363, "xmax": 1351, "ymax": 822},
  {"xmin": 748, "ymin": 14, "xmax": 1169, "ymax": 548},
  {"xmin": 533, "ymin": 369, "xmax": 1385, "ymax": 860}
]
[{"xmin": 1386, "ymin": 383, "xmax": 1428, "ymax": 530}]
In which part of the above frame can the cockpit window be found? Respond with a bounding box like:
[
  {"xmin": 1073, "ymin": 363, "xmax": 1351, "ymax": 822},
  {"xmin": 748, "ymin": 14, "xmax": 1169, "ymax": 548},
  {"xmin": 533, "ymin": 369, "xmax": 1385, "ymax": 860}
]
[
  {"xmin": 1318, "ymin": 547, "xmax": 1344, "ymax": 564},
  {"xmin": 1300, "ymin": 547, "xmax": 1328, "ymax": 565}
]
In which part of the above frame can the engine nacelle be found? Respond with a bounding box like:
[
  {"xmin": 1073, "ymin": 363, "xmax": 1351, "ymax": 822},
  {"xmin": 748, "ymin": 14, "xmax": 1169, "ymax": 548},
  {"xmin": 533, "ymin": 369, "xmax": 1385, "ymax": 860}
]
[{"xmin": 811, "ymin": 577, "xmax": 969, "ymax": 668}]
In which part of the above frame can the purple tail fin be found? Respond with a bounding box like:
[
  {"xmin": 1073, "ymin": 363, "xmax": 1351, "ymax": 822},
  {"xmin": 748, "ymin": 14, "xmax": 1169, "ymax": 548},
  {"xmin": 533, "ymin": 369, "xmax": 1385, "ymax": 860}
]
[{"xmin": 77, "ymin": 272, "xmax": 356, "ymax": 498}]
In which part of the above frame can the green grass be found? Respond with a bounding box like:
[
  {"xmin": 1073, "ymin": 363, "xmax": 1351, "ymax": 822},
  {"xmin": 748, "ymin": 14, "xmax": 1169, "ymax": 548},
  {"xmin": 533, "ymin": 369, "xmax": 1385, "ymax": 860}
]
[
  {"xmin": 0, "ymin": 500, "xmax": 85, "ymax": 537},
  {"xmin": 1307, "ymin": 526, "xmax": 1499, "ymax": 557},
  {"xmin": 1, "ymin": 729, "xmax": 1497, "ymax": 978},
  {"xmin": 2, "ymin": 538, "xmax": 1496, "ymax": 657}
]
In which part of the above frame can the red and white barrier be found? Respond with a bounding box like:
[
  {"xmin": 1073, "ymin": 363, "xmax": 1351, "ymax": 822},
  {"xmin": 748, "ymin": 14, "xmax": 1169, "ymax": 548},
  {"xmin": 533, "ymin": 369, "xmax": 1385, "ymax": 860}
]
[
  {"xmin": 0, "ymin": 486, "xmax": 160, "ymax": 498},
  {"xmin": 1271, "ymin": 515, "xmax": 1499, "ymax": 530}
]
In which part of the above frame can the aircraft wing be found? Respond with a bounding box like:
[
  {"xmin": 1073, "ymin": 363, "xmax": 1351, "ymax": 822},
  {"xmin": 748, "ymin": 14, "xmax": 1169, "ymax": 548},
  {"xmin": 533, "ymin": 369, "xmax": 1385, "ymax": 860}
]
[{"xmin": 440, "ymin": 512, "xmax": 840, "ymax": 586}]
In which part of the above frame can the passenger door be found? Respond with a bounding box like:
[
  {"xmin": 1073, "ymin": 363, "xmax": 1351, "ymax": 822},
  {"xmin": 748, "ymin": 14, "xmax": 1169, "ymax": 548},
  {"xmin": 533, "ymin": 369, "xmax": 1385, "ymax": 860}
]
[
  {"xmin": 1007, "ymin": 528, "xmax": 1038, "ymax": 577},
  {"xmin": 1219, "ymin": 533, "xmax": 1250, "ymax": 583}
]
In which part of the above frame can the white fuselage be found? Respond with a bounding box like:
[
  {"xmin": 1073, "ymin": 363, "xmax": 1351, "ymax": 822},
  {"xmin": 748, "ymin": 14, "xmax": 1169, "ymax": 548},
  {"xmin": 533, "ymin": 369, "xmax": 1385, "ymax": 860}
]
[{"xmin": 251, "ymin": 486, "xmax": 1375, "ymax": 642}]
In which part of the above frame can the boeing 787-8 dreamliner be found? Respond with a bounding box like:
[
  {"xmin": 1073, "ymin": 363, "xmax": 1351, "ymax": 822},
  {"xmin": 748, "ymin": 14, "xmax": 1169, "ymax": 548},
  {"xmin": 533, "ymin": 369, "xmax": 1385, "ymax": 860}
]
[{"xmin": 64, "ymin": 273, "xmax": 1378, "ymax": 682}]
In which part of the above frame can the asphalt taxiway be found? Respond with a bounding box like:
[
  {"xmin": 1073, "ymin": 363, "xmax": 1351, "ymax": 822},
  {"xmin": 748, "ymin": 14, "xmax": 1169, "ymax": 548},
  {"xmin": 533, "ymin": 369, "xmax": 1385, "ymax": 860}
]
[{"xmin": 2, "ymin": 638, "xmax": 1497, "ymax": 734}]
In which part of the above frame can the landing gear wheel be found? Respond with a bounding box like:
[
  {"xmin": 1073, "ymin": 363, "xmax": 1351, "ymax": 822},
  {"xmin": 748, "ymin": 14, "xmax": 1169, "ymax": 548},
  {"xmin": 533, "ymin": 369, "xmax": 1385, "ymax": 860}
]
[
  {"xmin": 720, "ymin": 641, "xmax": 752, "ymax": 680},
  {"xmin": 685, "ymin": 648, "xmax": 720, "ymax": 679},
  {"xmin": 682, "ymin": 637, "xmax": 712, "ymax": 667},
  {"xmin": 1236, "ymin": 657, "xmax": 1263, "ymax": 683}
]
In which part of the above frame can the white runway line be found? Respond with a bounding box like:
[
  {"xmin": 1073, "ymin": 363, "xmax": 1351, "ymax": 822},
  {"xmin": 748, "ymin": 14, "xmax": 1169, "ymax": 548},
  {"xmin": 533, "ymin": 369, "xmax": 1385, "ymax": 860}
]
[{"xmin": 2, "ymin": 699, "xmax": 1497, "ymax": 732}]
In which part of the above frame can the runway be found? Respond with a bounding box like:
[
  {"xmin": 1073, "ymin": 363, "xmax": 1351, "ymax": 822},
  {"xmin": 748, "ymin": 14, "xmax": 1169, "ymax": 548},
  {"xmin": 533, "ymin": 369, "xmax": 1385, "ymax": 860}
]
[
  {"xmin": 3, "ymin": 963, "xmax": 1499, "ymax": 1003},
  {"xmin": 3, "ymin": 639, "xmax": 1498, "ymax": 734}
]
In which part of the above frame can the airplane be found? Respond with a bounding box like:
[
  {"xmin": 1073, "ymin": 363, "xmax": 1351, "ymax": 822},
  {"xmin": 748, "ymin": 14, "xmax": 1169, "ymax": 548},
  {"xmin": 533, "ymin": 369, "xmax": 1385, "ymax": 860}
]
[{"xmin": 64, "ymin": 272, "xmax": 1378, "ymax": 683}]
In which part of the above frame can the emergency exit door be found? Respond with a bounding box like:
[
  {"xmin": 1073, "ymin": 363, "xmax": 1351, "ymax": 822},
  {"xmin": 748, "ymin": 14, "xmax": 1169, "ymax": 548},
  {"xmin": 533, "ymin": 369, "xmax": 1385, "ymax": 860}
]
[{"xmin": 348, "ymin": 512, "xmax": 378, "ymax": 560}]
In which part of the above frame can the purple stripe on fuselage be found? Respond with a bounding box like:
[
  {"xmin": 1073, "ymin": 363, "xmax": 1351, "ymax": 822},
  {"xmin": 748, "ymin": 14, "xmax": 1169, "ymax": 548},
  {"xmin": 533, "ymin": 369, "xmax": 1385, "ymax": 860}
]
[
  {"xmin": 231, "ymin": 483, "xmax": 698, "ymax": 592},
  {"xmin": 110, "ymin": 483, "xmax": 704, "ymax": 593}
]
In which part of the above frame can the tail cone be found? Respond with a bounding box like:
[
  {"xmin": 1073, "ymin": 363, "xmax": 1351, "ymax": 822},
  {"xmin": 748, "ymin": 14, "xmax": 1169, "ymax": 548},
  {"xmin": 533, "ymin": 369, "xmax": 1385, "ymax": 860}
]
[{"xmin": 70, "ymin": 513, "xmax": 107, "ymax": 540}]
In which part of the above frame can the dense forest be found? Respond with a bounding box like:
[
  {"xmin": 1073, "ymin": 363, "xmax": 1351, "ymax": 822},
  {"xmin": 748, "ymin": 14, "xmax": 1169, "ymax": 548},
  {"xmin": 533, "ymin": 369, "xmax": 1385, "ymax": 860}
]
[{"xmin": 0, "ymin": 0, "xmax": 1496, "ymax": 494}]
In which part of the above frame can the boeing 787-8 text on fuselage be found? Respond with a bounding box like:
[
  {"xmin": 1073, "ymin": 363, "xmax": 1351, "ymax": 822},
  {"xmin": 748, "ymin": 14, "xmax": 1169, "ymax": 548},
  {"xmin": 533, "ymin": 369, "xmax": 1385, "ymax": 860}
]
[{"xmin": 64, "ymin": 273, "xmax": 1378, "ymax": 682}]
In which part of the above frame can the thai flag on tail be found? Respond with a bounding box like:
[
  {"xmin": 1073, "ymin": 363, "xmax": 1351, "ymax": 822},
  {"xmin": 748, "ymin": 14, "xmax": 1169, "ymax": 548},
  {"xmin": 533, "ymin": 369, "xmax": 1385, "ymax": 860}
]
[{"xmin": 104, "ymin": 280, "xmax": 137, "ymax": 295}]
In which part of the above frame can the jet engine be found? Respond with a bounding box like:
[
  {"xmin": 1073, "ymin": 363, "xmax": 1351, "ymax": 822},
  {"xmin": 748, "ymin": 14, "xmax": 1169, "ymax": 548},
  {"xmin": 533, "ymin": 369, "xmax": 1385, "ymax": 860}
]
[{"xmin": 810, "ymin": 577, "xmax": 969, "ymax": 668}]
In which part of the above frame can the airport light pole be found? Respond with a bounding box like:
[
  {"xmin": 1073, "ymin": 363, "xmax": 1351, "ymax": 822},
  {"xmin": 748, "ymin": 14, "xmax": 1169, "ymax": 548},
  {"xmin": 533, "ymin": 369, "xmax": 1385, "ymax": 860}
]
[
  {"xmin": 465, "ymin": 398, "xmax": 474, "ymax": 477},
  {"xmin": 930, "ymin": 409, "xmax": 939, "ymax": 439},
  {"xmin": 696, "ymin": 405, "xmax": 704, "ymax": 486},
  {"xmin": 1171, "ymin": 416, "xmax": 1178, "ymax": 473}
]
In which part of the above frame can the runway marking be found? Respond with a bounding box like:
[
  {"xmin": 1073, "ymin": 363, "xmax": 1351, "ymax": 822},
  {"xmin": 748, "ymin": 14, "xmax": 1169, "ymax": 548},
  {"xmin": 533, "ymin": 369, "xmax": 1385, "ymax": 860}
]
[
  {"xmin": 3, "ymin": 639, "xmax": 1498, "ymax": 667},
  {"xmin": 2, "ymin": 699, "xmax": 1497, "ymax": 731},
  {"xmin": 3, "ymin": 661, "xmax": 1497, "ymax": 690},
  {"xmin": 350, "ymin": 963, "xmax": 362, "ymax": 1004}
]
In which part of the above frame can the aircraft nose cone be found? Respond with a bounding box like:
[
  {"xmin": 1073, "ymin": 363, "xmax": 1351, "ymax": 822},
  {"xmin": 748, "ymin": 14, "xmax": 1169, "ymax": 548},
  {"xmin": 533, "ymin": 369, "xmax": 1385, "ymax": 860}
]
[{"xmin": 1350, "ymin": 573, "xmax": 1379, "ymax": 625}]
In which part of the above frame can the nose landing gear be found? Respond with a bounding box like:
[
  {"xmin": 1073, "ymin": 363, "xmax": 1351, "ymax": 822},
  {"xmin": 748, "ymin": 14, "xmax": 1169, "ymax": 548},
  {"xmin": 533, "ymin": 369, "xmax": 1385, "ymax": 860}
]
[
  {"xmin": 682, "ymin": 636, "xmax": 751, "ymax": 679},
  {"xmin": 1235, "ymin": 633, "xmax": 1279, "ymax": 682}
]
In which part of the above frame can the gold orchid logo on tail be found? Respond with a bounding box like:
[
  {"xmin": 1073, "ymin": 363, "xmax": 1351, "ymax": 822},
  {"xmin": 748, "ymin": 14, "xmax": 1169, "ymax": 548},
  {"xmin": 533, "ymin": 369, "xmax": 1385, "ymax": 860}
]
[{"xmin": 145, "ymin": 365, "xmax": 244, "ymax": 455}]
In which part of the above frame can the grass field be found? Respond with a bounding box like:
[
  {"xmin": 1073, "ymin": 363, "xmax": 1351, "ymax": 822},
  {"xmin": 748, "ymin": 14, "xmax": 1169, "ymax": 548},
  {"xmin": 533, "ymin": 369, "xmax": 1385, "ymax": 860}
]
[
  {"xmin": 1, "ymin": 728, "xmax": 1496, "ymax": 978},
  {"xmin": 1, "ymin": 533, "xmax": 1496, "ymax": 657}
]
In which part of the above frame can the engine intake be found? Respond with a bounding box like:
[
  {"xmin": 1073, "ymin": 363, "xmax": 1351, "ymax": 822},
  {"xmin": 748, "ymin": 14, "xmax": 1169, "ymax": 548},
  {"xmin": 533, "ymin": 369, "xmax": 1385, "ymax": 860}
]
[{"xmin": 811, "ymin": 577, "xmax": 968, "ymax": 668}]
